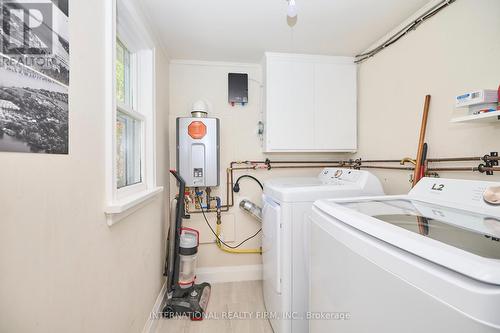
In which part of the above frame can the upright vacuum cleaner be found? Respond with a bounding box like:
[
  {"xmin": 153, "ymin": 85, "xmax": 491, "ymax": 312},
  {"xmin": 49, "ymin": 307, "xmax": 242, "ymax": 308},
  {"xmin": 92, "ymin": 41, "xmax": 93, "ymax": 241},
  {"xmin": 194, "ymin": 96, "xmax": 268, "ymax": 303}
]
[{"xmin": 161, "ymin": 170, "xmax": 211, "ymax": 320}]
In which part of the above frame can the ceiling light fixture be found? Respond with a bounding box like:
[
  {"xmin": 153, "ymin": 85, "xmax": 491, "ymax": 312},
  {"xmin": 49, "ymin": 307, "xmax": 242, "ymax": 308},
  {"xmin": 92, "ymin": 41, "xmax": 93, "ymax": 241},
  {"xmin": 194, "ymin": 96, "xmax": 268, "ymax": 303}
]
[{"xmin": 287, "ymin": 0, "xmax": 297, "ymax": 18}]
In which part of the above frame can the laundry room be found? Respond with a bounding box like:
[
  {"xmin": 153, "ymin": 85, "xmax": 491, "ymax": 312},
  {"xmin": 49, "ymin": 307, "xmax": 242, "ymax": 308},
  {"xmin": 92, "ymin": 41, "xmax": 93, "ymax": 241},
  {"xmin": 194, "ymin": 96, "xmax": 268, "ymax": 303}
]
[{"xmin": 0, "ymin": 0, "xmax": 499, "ymax": 333}]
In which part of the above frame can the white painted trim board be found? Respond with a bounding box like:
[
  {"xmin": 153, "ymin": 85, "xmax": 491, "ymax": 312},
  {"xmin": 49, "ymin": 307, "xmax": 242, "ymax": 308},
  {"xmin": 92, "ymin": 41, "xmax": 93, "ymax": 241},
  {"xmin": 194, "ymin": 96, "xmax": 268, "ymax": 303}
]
[{"xmin": 196, "ymin": 264, "xmax": 263, "ymax": 284}]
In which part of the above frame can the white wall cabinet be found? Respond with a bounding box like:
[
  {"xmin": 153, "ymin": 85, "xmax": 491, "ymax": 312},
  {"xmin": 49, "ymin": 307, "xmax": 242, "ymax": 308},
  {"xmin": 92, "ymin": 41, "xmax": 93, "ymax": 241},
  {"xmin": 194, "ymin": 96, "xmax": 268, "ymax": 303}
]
[{"xmin": 262, "ymin": 53, "xmax": 357, "ymax": 153}]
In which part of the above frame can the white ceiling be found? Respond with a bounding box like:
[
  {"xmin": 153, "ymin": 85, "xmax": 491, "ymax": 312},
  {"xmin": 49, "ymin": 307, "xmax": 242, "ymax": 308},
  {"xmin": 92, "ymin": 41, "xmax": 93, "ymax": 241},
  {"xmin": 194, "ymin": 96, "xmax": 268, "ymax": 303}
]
[{"xmin": 140, "ymin": 0, "xmax": 431, "ymax": 63}]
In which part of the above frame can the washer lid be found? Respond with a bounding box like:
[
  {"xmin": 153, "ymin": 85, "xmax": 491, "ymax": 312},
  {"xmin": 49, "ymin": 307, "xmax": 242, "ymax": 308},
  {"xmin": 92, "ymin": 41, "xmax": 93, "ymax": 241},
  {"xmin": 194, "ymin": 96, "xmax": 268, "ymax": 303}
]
[
  {"xmin": 263, "ymin": 168, "xmax": 384, "ymax": 203},
  {"xmin": 314, "ymin": 196, "xmax": 500, "ymax": 285},
  {"xmin": 344, "ymin": 199, "xmax": 500, "ymax": 260},
  {"xmin": 264, "ymin": 177, "xmax": 364, "ymax": 203}
]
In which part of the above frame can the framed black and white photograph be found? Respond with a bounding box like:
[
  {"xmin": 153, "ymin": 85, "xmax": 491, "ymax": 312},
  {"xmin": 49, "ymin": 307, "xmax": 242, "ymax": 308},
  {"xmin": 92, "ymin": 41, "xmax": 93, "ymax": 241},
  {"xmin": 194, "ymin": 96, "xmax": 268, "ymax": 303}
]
[{"xmin": 0, "ymin": 0, "xmax": 69, "ymax": 154}]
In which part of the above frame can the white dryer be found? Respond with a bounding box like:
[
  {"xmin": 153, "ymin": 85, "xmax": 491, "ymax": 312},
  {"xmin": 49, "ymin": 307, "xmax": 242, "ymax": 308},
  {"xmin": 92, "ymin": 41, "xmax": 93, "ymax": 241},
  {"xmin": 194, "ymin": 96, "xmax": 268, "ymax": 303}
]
[
  {"xmin": 262, "ymin": 168, "xmax": 384, "ymax": 333},
  {"xmin": 309, "ymin": 177, "xmax": 500, "ymax": 333}
]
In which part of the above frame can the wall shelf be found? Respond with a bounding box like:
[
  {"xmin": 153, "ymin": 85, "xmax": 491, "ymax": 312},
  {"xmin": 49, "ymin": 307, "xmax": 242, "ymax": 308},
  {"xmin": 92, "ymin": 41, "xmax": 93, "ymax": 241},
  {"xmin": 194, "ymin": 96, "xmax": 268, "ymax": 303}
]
[{"xmin": 451, "ymin": 110, "xmax": 500, "ymax": 123}]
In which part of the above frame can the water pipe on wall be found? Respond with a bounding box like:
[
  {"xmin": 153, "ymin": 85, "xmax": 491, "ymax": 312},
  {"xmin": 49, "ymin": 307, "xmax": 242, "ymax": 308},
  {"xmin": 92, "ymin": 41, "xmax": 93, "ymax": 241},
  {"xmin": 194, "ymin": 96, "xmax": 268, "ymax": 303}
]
[
  {"xmin": 185, "ymin": 153, "xmax": 498, "ymax": 254},
  {"xmin": 184, "ymin": 154, "xmax": 499, "ymax": 215}
]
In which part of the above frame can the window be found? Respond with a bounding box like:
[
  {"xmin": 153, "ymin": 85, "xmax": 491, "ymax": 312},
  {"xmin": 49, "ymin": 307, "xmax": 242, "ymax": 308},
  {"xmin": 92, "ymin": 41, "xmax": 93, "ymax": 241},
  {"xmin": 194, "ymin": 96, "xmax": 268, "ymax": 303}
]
[
  {"xmin": 104, "ymin": 0, "xmax": 163, "ymax": 225},
  {"xmin": 116, "ymin": 39, "xmax": 132, "ymax": 106},
  {"xmin": 116, "ymin": 109, "xmax": 141, "ymax": 188},
  {"xmin": 115, "ymin": 39, "xmax": 142, "ymax": 189}
]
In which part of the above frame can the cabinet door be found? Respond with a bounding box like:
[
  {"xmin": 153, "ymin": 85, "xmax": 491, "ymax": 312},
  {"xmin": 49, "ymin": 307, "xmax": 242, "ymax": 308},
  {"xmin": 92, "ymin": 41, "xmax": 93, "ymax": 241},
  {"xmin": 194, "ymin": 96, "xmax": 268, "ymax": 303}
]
[
  {"xmin": 267, "ymin": 59, "xmax": 315, "ymax": 151},
  {"xmin": 313, "ymin": 62, "xmax": 357, "ymax": 151}
]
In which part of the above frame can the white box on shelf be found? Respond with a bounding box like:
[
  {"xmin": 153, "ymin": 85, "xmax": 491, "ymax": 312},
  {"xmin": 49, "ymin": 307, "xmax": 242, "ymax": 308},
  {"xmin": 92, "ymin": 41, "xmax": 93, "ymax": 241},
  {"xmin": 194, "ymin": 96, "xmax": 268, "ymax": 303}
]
[{"xmin": 455, "ymin": 89, "xmax": 498, "ymax": 108}]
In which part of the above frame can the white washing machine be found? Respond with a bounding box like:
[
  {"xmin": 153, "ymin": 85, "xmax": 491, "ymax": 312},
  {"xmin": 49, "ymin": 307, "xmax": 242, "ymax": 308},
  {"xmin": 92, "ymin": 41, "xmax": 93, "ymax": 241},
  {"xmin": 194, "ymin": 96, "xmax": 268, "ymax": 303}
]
[
  {"xmin": 262, "ymin": 168, "xmax": 384, "ymax": 333},
  {"xmin": 309, "ymin": 177, "xmax": 500, "ymax": 333}
]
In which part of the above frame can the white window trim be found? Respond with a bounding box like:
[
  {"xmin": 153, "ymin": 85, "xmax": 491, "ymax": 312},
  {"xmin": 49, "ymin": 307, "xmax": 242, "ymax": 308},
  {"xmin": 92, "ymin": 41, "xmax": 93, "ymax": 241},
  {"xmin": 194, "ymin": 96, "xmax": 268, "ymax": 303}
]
[{"xmin": 104, "ymin": 0, "xmax": 163, "ymax": 226}]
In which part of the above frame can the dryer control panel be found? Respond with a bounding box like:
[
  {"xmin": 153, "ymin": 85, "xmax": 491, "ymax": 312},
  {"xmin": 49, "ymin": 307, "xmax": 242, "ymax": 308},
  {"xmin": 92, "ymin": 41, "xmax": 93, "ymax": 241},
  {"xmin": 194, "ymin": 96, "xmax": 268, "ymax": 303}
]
[
  {"xmin": 319, "ymin": 168, "xmax": 362, "ymax": 183},
  {"xmin": 317, "ymin": 168, "xmax": 385, "ymax": 195}
]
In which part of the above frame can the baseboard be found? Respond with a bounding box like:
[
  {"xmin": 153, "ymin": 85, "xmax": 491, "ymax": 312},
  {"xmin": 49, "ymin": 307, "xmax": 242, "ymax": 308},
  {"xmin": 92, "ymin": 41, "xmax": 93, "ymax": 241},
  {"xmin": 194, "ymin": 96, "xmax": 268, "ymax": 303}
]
[
  {"xmin": 196, "ymin": 264, "xmax": 263, "ymax": 284},
  {"xmin": 142, "ymin": 280, "xmax": 167, "ymax": 333}
]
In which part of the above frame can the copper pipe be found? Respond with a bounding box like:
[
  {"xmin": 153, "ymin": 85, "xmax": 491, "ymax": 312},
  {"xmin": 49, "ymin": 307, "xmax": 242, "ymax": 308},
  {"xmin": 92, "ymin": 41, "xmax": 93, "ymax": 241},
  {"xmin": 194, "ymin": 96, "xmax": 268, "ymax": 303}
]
[
  {"xmin": 231, "ymin": 166, "xmax": 258, "ymax": 171},
  {"xmin": 413, "ymin": 95, "xmax": 431, "ymax": 187},
  {"xmin": 186, "ymin": 153, "xmax": 499, "ymax": 215},
  {"xmin": 428, "ymin": 166, "xmax": 500, "ymax": 172},
  {"xmin": 358, "ymin": 165, "xmax": 415, "ymax": 171},
  {"xmin": 357, "ymin": 159, "xmax": 402, "ymax": 163},
  {"xmin": 428, "ymin": 156, "xmax": 500, "ymax": 163},
  {"xmin": 250, "ymin": 159, "xmax": 407, "ymax": 164},
  {"xmin": 428, "ymin": 167, "xmax": 478, "ymax": 172},
  {"xmin": 245, "ymin": 160, "xmax": 345, "ymax": 164},
  {"xmin": 268, "ymin": 165, "xmax": 344, "ymax": 169},
  {"xmin": 427, "ymin": 156, "xmax": 481, "ymax": 162},
  {"xmin": 188, "ymin": 163, "xmax": 345, "ymax": 214},
  {"xmin": 482, "ymin": 167, "xmax": 500, "ymax": 172},
  {"xmin": 230, "ymin": 165, "xmax": 345, "ymax": 171}
]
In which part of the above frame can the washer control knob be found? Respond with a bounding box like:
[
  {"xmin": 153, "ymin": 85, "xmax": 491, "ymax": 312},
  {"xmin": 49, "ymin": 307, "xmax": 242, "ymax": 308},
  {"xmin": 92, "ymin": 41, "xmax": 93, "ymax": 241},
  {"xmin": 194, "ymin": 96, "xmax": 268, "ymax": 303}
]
[{"xmin": 483, "ymin": 186, "xmax": 500, "ymax": 205}]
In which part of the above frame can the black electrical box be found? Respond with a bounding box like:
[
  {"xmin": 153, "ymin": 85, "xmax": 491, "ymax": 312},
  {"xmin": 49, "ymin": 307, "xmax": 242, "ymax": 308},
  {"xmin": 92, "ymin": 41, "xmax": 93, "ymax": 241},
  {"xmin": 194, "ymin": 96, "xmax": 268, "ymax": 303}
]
[{"xmin": 228, "ymin": 73, "xmax": 248, "ymax": 105}]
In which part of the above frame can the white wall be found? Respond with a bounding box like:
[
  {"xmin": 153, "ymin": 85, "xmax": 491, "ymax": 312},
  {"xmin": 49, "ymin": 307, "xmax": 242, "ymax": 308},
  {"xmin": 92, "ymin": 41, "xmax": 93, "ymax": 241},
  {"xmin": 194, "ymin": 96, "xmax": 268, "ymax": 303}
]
[
  {"xmin": 357, "ymin": 0, "xmax": 500, "ymax": 194},
  {"xmin": 0, "ymin": 1, "xmax": 169, "ymax": 332},
  {"xmin": 169, "ymin": 0, "xmax": 500, "ymax": 270},
  {"xmin": 169, "ymin": 61, "xmax": 340, "ymax": 268}
]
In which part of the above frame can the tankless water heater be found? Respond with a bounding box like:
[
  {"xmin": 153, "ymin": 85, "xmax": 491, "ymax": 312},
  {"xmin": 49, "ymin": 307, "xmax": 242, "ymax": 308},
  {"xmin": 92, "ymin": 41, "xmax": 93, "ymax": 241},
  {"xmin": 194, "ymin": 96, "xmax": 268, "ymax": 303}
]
[{"xmin": 176, "ymin": 112, "xmax": 220, "ymax": 187}]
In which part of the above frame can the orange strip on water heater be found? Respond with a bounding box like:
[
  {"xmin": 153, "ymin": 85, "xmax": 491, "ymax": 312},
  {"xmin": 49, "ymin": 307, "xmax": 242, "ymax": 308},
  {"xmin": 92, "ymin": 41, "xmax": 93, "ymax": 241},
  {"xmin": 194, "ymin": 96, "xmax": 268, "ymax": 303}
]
[{"xmin": 188, "ymin": 121, "xmax": 207, "ymax": 139}]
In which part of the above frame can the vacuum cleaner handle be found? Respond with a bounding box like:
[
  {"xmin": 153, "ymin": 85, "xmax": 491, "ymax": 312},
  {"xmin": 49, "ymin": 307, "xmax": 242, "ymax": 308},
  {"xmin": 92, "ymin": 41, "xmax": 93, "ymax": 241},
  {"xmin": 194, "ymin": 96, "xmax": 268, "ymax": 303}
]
[
  {"xmin": 169, "ymin": 169, "xmax": 184, "ymax": 185},
  {"xmin": 167, "ymin": 169, "xmax": 187, "ymax": 293},
  {"xmin": 170, "ymin": 169, "xmax": 186, "ymax": 196},
  {"xmin": 170, "ymin": 169, "xmax": 189, "ymax": 219}
]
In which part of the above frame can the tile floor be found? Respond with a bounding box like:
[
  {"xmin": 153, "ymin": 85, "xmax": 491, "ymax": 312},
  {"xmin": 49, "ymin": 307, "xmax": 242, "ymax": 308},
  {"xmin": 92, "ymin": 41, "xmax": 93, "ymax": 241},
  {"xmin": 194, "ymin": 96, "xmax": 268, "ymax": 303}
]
[{"xmin": 155, "ymin": 280, "xmax": 274, "ymax": 333}]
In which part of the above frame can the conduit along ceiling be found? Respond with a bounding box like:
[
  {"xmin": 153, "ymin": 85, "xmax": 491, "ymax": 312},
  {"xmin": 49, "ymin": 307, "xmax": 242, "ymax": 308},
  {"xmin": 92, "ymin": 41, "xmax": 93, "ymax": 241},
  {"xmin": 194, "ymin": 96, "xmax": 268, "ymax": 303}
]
[{"xmin": 140, "ymin": 0, "xmax": 432, "ymax": 62}]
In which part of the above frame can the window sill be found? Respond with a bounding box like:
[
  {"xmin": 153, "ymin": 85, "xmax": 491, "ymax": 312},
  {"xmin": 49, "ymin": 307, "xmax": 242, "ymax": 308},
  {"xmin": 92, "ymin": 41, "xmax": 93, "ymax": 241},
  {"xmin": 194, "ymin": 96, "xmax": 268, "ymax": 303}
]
[{"xmin": 105, "ymin": 186, "xmax": 164, "ymax": 226}]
